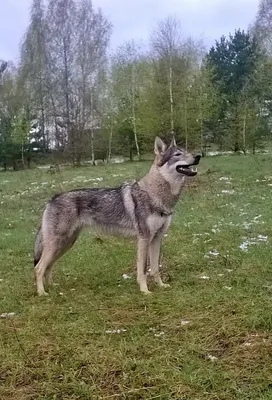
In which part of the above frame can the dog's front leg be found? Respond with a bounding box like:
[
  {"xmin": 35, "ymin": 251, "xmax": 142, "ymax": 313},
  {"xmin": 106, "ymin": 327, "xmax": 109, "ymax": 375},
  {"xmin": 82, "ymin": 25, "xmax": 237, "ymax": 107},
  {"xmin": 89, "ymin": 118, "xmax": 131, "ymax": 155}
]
[
  {"xmin": 137, "ymin": 238, "xmax": 151, "ymax": 294},
  {"xmin": 149, "ymin": 233, "xmax": 170, "ymax": 288}
]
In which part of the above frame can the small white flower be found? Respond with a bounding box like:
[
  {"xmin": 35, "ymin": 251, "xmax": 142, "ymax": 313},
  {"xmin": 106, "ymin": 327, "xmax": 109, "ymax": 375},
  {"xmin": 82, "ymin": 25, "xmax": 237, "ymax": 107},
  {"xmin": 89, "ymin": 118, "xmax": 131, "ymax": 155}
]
[
  {"xmin": 206, "ymin": 354, "xmax": 218, "ymax": 361},
  {"xmin": 258, "ymin": 234, "xmax": 268, "ymax": 242},
  {"xmin": 0, "ymin": 312, "xmax": 15, "ymax": 318},
  {"xmin": 180, "ymin": 319, "xmax": 190, "ymax": 326},
  {"xmin": 222, "ymin": 190, "xmax": 235, "ymax": 194},
  {"xmin": 106, "ymin": 328, "xmax": 127, "ymax": 334},
  {"xmin": 208, "ymin": 250, "xmax": 219, "ymax": 256},
  {"xmin": 154, "ymin": 331, "xmax": 165, "ymax": 337}
]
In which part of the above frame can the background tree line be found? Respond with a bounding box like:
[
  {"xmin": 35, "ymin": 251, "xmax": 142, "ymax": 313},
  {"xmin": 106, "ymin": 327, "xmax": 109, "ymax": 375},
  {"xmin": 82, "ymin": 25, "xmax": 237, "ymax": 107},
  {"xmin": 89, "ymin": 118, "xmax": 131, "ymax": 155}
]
[{"xmin": 1, "ymin": 0, "xmax": 272, "ymax": 170}]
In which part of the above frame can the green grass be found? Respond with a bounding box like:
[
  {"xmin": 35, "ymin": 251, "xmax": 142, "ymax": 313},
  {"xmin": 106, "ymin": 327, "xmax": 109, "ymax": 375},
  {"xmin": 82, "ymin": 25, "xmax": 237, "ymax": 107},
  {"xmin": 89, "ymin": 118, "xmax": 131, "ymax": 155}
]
[{"xmin": 1, "ymin": 155, "xmax": 272, "ymax": 399}]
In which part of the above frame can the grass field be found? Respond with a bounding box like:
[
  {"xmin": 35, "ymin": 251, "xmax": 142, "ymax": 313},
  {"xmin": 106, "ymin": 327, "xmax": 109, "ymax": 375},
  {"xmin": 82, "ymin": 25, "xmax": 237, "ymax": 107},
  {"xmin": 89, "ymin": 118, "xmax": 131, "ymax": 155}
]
[{"xmin": 1, "ymin": 154, "xmax": 272, "ymax": 400}]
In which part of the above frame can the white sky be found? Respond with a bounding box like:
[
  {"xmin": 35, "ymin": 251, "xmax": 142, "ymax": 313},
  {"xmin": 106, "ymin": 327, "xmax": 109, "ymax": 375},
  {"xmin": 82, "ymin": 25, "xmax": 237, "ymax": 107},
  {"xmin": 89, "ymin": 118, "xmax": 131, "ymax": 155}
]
[{"xmin": 0, "ymin": 0, "xmax": 259, "ymax": 62}]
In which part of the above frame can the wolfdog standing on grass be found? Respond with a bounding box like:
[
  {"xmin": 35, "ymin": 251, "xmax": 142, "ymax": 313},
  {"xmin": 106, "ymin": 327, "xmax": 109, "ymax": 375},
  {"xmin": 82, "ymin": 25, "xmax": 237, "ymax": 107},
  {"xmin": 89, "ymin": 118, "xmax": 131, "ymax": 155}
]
[{"xmin": 34, "ymin": 137, "xmax": 201, "ymax": 296}]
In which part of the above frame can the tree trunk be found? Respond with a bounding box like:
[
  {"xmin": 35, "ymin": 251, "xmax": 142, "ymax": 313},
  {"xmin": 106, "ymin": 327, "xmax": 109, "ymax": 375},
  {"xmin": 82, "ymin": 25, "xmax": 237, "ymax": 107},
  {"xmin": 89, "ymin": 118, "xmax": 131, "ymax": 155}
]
[
  {"xmin": 184, "ymin": 95, "xmax": 188, "ymax": 151},
  {"xmin": 49, "ymin": 93, "xmax": 60, "ymax": 148},
  {"xmin": 132, "ymin": 109, "xmax": 140, "ymax": 159},
  {"xmin": 107, "ymin": 124, "xmax": 113, "ymax": 163},
  {"xmin": 200, "ymin": 109, "xmax": 204, "ymax": 154},
  {"xmin": 169, "ymin": 53, "xmax": 174, "ymax": 134},
  {"xmin": 39, "ymin": 72, "xmax": 46, "ymax": 151},
  {"xmin": 21, "ymin": 139, "xmax": 24, "ymax": 168},
  {"xmin": 90, "ymin": 89, "xmax": 95, "ymax": 165},
  {"xmin": 242, "ymin": 104, "xmax": 247, "ymax": 154},
  {"xmin": 132, "ymin": 65, "xmax": 140, "ymax": 159},
  {"xmin": 63, "ymin": 39, "xmax": 70, "ymax": 148},
  {"xmin": 13, "ymin": 160, "xmax": 18, "ymax": 171},
  {"xmin": 27, "ymin": 155, "xmax": 31, "ymax": 169},
  {"xmin": 199, "ymin": 84, "xmax": 204, "ymax": 154},
  {"xmin": 252, "ymin": 111, "xmax": 257, "ymax": 155},
  {"xmin": 76, "ymin": 152, "xmax": 81, "ymax": 167},
  {"xmin": 90, "ymin": 128, "xmax": 95, "ymax": 165}
]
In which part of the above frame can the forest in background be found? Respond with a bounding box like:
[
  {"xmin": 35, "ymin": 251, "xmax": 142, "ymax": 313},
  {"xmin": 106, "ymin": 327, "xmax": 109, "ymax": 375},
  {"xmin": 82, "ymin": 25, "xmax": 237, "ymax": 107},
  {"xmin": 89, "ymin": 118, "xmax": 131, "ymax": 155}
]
[{"xmin": 1, "ymin": 0, "xmax": 272, "ymax": 170}]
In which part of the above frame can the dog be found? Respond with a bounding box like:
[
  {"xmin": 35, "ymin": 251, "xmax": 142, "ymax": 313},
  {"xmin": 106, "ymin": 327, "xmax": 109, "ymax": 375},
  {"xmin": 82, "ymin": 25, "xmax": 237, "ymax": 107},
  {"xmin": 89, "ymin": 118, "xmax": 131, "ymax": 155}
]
[{"xmin": 34, "ymin": 137, "xmax": 201, "ymax": 296}]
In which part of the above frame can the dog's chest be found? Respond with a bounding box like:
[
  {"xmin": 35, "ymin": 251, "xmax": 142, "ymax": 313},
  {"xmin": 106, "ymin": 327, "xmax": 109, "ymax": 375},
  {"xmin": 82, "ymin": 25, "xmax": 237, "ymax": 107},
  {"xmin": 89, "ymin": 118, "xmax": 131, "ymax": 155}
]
[{"xmin": 146, "ymin": 214, "xmax": 170, "ymax": 236}]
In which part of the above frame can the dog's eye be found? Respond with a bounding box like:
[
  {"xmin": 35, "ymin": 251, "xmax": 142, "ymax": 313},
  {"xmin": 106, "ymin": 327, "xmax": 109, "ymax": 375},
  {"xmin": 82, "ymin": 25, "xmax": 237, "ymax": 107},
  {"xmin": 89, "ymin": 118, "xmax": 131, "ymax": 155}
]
[{"xmin": 174, "ymin": 152, "xmax": 182, "ymax": 156}]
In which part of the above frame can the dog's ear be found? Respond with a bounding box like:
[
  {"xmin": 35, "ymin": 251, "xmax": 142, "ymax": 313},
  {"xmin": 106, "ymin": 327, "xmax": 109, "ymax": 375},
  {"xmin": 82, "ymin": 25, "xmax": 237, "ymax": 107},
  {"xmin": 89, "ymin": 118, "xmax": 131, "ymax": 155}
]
[
  {"xmin": 170, "ymin": 136, "xmax": 177, "ymax": 147},
  {"xmin": 154, "ymin": 137, "xmax": 167, "ymax": 155}
]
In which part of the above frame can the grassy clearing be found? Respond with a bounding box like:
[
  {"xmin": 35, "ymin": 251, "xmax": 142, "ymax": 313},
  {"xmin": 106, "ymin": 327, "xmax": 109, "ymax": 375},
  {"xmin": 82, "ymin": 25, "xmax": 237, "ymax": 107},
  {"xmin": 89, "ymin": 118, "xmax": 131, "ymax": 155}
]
[{"xmin": 0, "ymin": 155, "xmax": 272, "ymax": 399}]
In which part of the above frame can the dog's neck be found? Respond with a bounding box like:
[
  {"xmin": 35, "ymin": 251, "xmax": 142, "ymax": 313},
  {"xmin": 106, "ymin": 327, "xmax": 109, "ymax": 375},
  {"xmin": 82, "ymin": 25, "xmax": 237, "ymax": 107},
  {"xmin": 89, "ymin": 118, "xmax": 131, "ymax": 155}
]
[
  {"xmin": 159, "ymin": 163, "xmax": 186, "ymax": 196},
  {"xmin": 138, "ymin": 163, "xmax": 186, "ymax": 212}
]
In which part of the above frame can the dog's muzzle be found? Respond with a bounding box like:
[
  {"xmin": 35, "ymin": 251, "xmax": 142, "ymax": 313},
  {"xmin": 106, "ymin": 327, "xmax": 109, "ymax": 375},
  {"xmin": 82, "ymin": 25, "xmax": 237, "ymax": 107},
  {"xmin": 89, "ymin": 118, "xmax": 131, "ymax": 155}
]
[{"xmin": 176, "ymin": 154, "xmax": 201, "ymax": 177}]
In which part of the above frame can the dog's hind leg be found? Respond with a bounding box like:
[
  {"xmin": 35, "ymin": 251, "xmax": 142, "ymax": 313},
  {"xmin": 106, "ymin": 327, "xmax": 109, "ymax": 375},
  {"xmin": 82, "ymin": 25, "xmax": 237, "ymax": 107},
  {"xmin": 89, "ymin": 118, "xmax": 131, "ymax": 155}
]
[
  {"xmin": 149, "ymin": 233, "xmax": 170, "ymax": 288},
  {"xmin": 43, "ymin": 261, "xmax": 54, "ymax": 285},
  {"xmin": 136, "ymin": 238, "xmax": 151, "ymax": 294},
  {"xmin": 43, "ymin": 229, "xmax": 80, "ymax": 286},
  {"xmin": 35, "ymin": 247, "xmax": 58, "ymax": 296},
  {"xmin": 35, "ymin": 227, "xmax": 80, "ymax": 296}
]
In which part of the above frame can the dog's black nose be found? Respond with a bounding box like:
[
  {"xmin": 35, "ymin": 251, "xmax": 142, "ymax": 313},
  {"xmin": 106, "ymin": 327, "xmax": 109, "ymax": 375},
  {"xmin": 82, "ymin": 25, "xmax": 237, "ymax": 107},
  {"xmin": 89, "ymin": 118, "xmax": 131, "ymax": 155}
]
[{"xmin": 194, "ymin": 154, "xmax": 201, "ymax": 164}]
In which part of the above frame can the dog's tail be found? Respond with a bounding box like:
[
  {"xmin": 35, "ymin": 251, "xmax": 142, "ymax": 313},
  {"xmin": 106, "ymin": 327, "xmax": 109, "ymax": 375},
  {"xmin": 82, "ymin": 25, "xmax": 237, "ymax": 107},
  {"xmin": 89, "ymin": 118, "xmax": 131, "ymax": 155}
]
[{"xmin": 34, "ymin": 226, "xmax": 43, "ymax": 267}]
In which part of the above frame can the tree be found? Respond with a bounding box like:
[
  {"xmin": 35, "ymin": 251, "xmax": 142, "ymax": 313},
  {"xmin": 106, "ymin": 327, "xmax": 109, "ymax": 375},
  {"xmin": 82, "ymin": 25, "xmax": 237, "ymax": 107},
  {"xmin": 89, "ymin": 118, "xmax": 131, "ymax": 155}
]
[
  {"xmin": 111, "ymin": 41, "xmax": 148, "ymax": 159},
  {"xmin": 206, "ymin": 29, "xmax": 261, "ymax": 151},
  {"xmin": 150, "ymin": 16, "xmax": 182, "ymax": 138},
  {"xmin": 0, "ymin": 62, "xmax": 21, "ymax": 170},
  {"xmin": 20, "ymin": 0, "xmax": 49, "ymax": 151},
  {"xmin": 99, "ymin": 72, "xmax": 118, "ymax": 162},
  {"xmin": 12, "ymin": 109, "xmax": 31, "ymax": 165},
  {"xmin": 19, "ymin": 0, "xmax": 111, "ymax": 165},
  {"xmin": 150, "ymin": 17, "xmax": 204, "ymax": 148},
  {"xmin": 45, "ymin": 0, "xmax": 77, "ymax": 150},
  {"xmin": 182, "ymin": 65, "xmax": 220, "ymax": 153},
  {"xmin": 254, "ymin": 0, "xmax": 272, "ymax": 55},
  {"xmin": 74, "ymin": 0, "xmax": 111, "ymax": 164}
]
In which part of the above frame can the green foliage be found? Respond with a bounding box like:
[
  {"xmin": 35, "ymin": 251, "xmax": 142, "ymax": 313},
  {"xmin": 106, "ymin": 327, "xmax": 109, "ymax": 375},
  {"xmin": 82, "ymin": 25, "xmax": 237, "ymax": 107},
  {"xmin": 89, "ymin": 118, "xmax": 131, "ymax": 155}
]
[
  {"xmin": 12, "ymin": 112, "xmax": 31, "ymax": 146},
  {"xmin": 207, "ymin": 30, "xmax": 260, "ymax": 96},
  {"xmin": 206, "ymin": 29, "xmax": 267, "ymax": 152},
  {"xmin": 2, "ymin": 2, "xmax": 272, "ymax": 167}
]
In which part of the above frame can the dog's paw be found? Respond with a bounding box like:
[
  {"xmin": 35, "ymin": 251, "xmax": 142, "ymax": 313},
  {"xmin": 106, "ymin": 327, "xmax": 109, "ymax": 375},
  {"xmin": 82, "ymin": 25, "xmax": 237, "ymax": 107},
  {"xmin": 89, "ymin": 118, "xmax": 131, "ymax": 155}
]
[
  {"xmin": 142, "ymin": 290, "xmax": 152, "ymax": 295},
  {"xmin": 160, "ymin": 283, "xmax": 171, "ymax": 289},
  {"xmin": 37, "ymin": 291, "xmax": 49, "ymax": 296},
  {"xmin": 140, "ymin": 287, "xmax": 152, "ymax": 295}
]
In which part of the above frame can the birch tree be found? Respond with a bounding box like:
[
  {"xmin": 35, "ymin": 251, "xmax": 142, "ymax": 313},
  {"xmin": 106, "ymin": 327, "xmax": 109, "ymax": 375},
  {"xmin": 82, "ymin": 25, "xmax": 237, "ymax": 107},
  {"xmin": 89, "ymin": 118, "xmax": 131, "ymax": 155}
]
[
  {"xmin": 20, "ymin": 0, "xmax": 49, "ymax": 150},
  {"xmin": 150, "ymin": 16, "xmax": 182, "ymax": 138},
  {"xmin": 111, "ymin": 41, "xmax": 146, "ymax": 159},
  {"xmin": 254, "ymin": 0, "xmax": 272, "ymax": 54}
]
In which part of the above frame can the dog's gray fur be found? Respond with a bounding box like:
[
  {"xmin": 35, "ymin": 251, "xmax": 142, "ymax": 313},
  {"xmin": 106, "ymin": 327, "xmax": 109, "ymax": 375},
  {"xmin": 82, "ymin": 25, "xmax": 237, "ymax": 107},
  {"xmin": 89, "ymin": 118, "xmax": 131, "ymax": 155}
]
[{"xmin": 34, "ymin": 137, "xmax": 201, "ymax": 295}]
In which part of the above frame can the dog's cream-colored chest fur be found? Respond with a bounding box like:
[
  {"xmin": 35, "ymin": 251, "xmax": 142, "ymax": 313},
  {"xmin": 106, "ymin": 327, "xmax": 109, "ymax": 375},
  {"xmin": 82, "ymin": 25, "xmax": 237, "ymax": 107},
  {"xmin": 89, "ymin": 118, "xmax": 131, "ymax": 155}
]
[{"xmin": 146, "ymin": 214, "xmax": 171, "ymax": 237}]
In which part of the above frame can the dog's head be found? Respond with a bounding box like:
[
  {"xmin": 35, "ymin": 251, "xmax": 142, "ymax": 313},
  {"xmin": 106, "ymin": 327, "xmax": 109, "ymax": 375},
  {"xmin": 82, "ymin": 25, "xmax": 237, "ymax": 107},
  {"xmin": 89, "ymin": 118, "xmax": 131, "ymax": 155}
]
[{"xmin": 154, "ymin": 136, "xmax": 201, "ymax": 177}]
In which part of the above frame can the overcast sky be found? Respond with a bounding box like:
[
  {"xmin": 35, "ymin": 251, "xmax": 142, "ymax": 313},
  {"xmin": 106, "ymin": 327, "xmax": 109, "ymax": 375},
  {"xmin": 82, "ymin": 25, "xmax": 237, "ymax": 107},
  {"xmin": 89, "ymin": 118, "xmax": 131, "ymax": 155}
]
[{"xmin": 0, "ymin": 0, "xmax": 259, "ymax": 62}]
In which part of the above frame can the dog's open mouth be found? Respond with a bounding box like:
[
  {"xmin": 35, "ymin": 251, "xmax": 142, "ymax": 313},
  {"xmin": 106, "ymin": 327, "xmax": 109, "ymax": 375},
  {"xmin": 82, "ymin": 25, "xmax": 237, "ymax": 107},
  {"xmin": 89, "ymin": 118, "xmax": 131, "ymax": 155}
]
[
  {"xmin": 176, "ymin": 164, "xmax": 198, "ymax": 176},
  {"xmin": 176, "ymin": 155, "xmax": 201, "ymax": 177}
]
